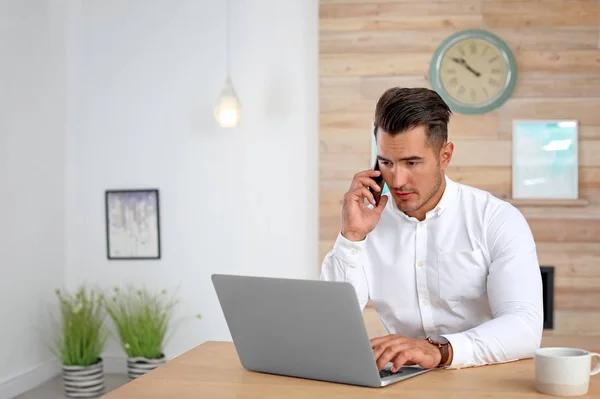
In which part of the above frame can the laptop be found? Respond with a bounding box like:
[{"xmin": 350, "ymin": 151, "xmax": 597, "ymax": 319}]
[{"xmin": 211, "ymin": 273, "xmax": 433, "ymax": 387}]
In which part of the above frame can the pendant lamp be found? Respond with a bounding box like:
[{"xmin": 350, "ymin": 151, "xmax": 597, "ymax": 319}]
[{"xmin": 214, "ymin": 0, "xmax": 241, "ymax": 127}]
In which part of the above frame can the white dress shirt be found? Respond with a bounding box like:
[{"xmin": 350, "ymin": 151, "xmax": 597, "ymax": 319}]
[{"xmin": 320, "ymin": 175, "xmax": 544, "ymax": 369}]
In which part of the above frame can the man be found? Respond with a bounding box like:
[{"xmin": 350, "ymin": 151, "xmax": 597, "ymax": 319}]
[{"xmin": 320, "ymin": 87, "xmax": 543, "ymax": 372}]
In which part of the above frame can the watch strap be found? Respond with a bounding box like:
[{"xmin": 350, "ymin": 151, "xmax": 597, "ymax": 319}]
[{"xmin": 427, "ymin": 336, "xmax": 450, "ymax": 367}]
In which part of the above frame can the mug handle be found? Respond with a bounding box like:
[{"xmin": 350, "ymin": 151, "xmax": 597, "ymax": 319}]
[{"xmin": 591, "ymin": 353, "xmax": 600, "ymax": 376}]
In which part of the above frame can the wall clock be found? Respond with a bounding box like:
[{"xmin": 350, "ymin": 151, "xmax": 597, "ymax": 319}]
[{"xmin": 429, "ymin": 29, "xmax": 517, "ymax": 115}]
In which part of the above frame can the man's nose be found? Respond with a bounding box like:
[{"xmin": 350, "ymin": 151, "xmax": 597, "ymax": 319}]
[{"xmin": 391, "ymin": 167, "xmax": 409, "ymax": 188}]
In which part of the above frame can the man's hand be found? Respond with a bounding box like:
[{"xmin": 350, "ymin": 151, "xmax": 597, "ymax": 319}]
[
  {"xmin": 341, "ymin": 170, "xmax": 389, "ymax": 241},
  {"xmin": 370, "ymin": 334, "xmax": 442, "ymax": 372}
]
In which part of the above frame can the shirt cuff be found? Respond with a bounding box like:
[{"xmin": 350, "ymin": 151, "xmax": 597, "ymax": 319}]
[
  {"xmin": 440, "ymin": 332, "xmax": 474, "ymax": 369},
  {"xmin": 332, "ymin": 232, "xmax": 366, "ymax": 265}
]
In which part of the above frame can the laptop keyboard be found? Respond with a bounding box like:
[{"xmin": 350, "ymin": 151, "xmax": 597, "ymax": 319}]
[{"xmin": 379, "ymin": 368, "xmax": 403, "ymax": 378}]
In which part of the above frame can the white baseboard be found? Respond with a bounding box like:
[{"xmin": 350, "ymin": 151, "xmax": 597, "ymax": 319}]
[
  {"xmin": 0, "ymin": 359, "xmax": 60, "ymax": 399},
  {"xmin": 0, "ymin": 356, "xmax": 127, "ymax": 399}
]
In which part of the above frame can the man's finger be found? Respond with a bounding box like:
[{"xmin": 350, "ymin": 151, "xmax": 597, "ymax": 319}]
[
  {"xmin": 370, "ymin": 334, "xmax": 400, "ymax": 348},
  {"xmin": 374, "ymin": 195, "xmax": 389, "ymax": 212},
  {"xmin": 376, "ymin": 344, "xmax": 403, "ymax": 370},
  {"xmin": 371, "ymin": 337, "xmax": 402, "ymax": 364},
  {"xmin": 375, "ymin": 341, "xmax": 414, "ymax": 361},
  {"xmin": 350, "ymin": 187, "xmax": 376, "ymax": 206},
  {"xmin": 354, "ymin": 169, "xmax": 382, "ymax": 179},
  {"xmin": 350, "ymin": 175, "xmax": 383, "ymax": 192},
  {"xmin": 391, "ymin": 350, "xmax": 413, "ymax": 372}
]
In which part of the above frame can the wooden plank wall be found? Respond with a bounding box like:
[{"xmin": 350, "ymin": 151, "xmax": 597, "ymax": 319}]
[{"xmin": 319, "ymin": 0, "xmax": 600, "ymax": 336}]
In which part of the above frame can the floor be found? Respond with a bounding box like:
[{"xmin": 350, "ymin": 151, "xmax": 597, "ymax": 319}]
[{"xmin": 14, "ymin": 373, "xmax": 130, "ymax": 399}]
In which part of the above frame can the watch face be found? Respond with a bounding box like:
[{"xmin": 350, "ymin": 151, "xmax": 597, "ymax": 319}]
[
  {"xmin": 430, "ymin": 29, "xmax": 516, "ymax": 115},
  {"xmin": 438, "ymin": 38, "xmax": 508, "ymax": 106},
  {"xmin": 429, "ymin": 335, "xmax": 449, "ymax": 345}
]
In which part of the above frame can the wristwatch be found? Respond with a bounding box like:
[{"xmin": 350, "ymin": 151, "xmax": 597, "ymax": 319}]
[{"xmin": 426, "ymin": 335, "xmax": 450, "ymax": 367}]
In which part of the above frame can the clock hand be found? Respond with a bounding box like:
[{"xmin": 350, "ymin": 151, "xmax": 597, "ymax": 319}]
[
  {"xmin": 465, "ymin": 64, "xmax": 481, "ymax": 77},
  {"xmin": 459, "ymin": 58, "xmax": 481, "ymax": 77},
  {"xmin": 451, "ymin": 57, "xmax": 481, "ymax": 77}
]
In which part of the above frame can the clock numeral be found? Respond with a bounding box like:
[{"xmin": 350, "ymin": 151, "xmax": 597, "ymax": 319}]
[
  {"xmin": 482, "ymin": 87, "xmax": 489, "ymax": 99},
  {"xmin": 457, "ymin": 85, "xmax": 465, "ymax": 98},
  {"xmin": 445, "ymin": 68, "xmax": 456, "ymax": 74},
  {"xmin": 448, "ymin": 77, "xmax": 458, "ymax": 87},
  {"xmin": 491, "ymin": 68, "xmax": 503, "ymax": 74},
  {"xmin": 470, "ymin": 42, "xmax": 477, "ymax": 54},
  {"xmin": 489, "ymin": 77, "xmax": 500, "ymax": 87},
  {"xmin": 458, "ymin": 45, "xmax": 466, "ymax": 56},
  {"xmin": 482, "ymin": 45, "xmax": 490, "ymax": 56},
  {"xmin": 489, "ymin": 55, "xmax": 500, "ymax": 63},
  {"xmin": 470, "ymin": 88, "xmax": 476, "ymax": 101}
]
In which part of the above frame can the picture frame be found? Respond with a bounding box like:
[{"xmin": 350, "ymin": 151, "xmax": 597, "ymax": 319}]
[
  {"xmin": 512, "ymin": 120, "xmax": 579, "ymax": 200},
  {"xmin": 105, "ymin": 189, "xmax": 161, "ymax": 260}
]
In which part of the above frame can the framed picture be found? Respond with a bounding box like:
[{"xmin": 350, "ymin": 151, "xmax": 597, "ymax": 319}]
[
  {"xmin": 512, "ymin": 120, "xmax": 578, "ymax": 200},
  {"xmin": 105, "ymin": 189, "xmax": 161, "ymax": 260}
]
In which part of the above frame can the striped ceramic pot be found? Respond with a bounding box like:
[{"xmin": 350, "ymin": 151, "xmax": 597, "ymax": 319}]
[
  {"xmin": 127, "ymin": 355, "xmax": 166, "ymax": 380},
  {"xmin": 62, "ymin": 358, "xmax": 105, "ymax": 398}
]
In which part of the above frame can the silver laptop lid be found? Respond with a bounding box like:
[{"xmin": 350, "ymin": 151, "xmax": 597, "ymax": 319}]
[{"xmin": 211, "ymin": 273, "xmax": 383, "ymax": 387}]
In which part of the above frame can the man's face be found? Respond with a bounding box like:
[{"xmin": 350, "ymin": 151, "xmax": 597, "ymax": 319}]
[{"xmin": 376, "ymin": 125, "xmax": 453, "ymax": 216}]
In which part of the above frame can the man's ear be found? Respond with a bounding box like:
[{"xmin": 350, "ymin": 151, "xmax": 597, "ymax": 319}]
[{"xmin": 440, "ymin": 142, "xmax": 454, "ymax": 168}]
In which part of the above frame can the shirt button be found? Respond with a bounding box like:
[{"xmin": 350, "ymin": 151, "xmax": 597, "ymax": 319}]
[
  {"xmin": 350, "ymin": 248, "xmax": 358, "ymax": 255},
  {"xmin": 422, "ymin": 300, "xmax": 429, "ymax": 306},
  {"xmin": 418, "ymin": 261, "xmax": 424, "ymax": 267},
  {"xmin": 417, "ymin": 222, "xmax": 425, "ymax": 229}
]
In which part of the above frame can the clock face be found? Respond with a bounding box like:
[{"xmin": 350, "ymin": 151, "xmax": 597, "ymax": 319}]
[
  {"xmin": 429, "ymin": 30, "xmax": 517, "ymax": 114},
  {"xmin": 439, "ymin": 38, "xmax": 508, "ymax": 106}
]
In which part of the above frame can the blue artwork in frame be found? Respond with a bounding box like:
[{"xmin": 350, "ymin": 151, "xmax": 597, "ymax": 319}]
[
  {"xmin": 512, "ymin": 120, "xmax": 578, "ymax": 200},
  {"xmin": 105, "ymin": 189, "xmax": 161, "ymax": 260}
]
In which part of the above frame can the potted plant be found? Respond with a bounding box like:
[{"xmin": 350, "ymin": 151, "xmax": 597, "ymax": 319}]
[
  {"xmin": 50, "ymin": 286, "xmax": 108, "ymax": 398},
  {"xmin": 104, "ymin": 285, "xmax": 181, "ymax": 379}
]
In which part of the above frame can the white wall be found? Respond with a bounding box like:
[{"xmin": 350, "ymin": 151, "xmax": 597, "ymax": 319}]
[
  {"xmin": 66, "ymin": 0, "xmax": 319, "ymax": 360},
  {"xmin": 0, "ymin": 0, "xmax": 67, "ymax": 394}
]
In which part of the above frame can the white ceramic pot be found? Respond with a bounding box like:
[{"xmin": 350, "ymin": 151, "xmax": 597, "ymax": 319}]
[
  {"xmin": 127, "ymin": 355, "xmax": 166, "ymax": 380},
  {"xmin": 62, "ymin": 358, "xmax": 105, "ymax": 398}
]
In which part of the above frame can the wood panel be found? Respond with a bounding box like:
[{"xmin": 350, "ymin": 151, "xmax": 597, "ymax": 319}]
[
  {"xmin": 320, "ymin": 27, "xmax": 600, "ymax": 54},
  {"xmin": 482, "ymin": 0, "xmax": 600, "ymax": 28},
  {"xmin": 320, "ymin": 30, "xmax": 466, "ymax": 53},
  {"xmin": 319, "ymin": 0, "xmax": 600, "ymax": 336},
  {"xmin": 517, "ymin": 50, "xmax": 600, "ymax": 74},
  {"xmin": 360, "ymin": 76, "xmax": 431, "ymax": 101},
  {"xmin": 450, "ymin": 139, "xmax": 600, "ymax": 167},
  {"xmin": 320, "ymin": 52, "xmax": 431, "ymax": 76},
  {"xmin": 513, "ymin": 73, "xmax": 600, "ymax": 98},
  {"xmin": 320, "ymin": 2, "xmax": 482, "ymax": 31},
  {"xmin": 486, "ymin": 26, "xmax": 600, "ymax": 50},
  {"xmin": 497, "ymin": 98, "xmax": 600, "ymax": 134}
]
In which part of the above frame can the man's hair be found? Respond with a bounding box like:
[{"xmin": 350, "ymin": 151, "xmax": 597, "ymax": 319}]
[{"xmin": 373, "ymin": 87, "xmax": 452, "ymax": 153}]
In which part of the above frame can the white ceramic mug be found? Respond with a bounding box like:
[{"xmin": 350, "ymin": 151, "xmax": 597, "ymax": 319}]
[{"xmin": 535, "ymin": 347, "xmax": 600, "ymax": 396}]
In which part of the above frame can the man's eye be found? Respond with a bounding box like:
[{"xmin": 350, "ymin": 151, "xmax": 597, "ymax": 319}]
[
  {"xmin": 407, "ymin": 161, "xmax": 417, "ymax": 166},
  {"xmin": 380, "ymin": 161, "xmax": 391, "ymax": 166}
]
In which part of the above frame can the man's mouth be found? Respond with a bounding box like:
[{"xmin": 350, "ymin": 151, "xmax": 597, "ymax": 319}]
[{"xmin": 393, "ymin": 191, "xmax": 413, "ymax": 200}]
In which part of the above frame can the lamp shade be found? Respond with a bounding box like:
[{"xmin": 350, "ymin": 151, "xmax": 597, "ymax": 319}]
[{"xmin": 214, "ymin": 77, "xmax": 241, "ymax": 128}]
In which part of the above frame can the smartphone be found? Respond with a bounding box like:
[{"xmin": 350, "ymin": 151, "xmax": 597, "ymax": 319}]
[{"xmin": 368, "ymin": 160, "xmax": 385, "ymax": 206}]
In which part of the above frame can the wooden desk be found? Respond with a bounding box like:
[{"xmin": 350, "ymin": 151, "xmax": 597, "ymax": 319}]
[{"xmin": 102, "ymin": 340, "xmax": 600, "ymax": 399}]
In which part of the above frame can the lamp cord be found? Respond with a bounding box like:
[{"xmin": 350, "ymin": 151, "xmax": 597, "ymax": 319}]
[{"xmin": 226, "ymin": 0, "xmax": 230, "ymax": 77}]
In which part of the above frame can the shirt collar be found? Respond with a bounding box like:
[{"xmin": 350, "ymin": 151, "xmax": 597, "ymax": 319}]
[
  {"xmin": 389, "ymin": 175, "xmax": 458, "ymax": 221},
  {"xmin": 435, "ymin": 175, "xmax": 458, "ymax": 216}
]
